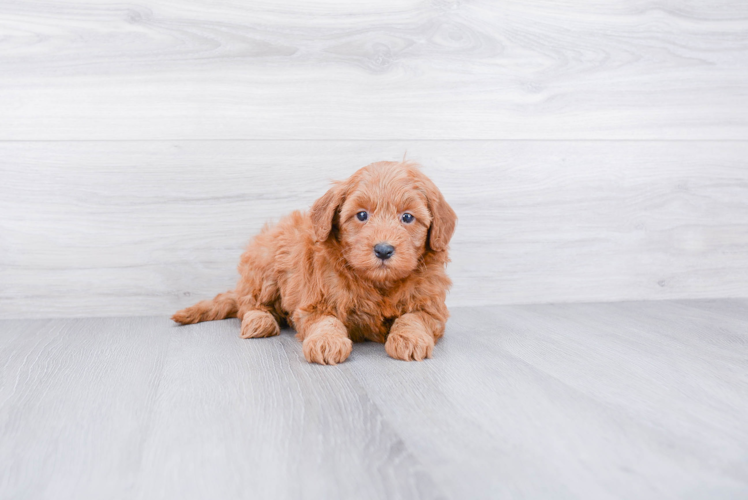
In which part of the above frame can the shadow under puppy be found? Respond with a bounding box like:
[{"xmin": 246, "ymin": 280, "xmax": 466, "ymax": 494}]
[{"xmin": 172, "ymin": 161, "xmax": 457, "ymax": 365}]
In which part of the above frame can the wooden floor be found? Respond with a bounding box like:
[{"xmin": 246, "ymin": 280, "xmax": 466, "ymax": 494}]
[{"xmin": 1, "ymin": 299, "xmax": 746, "ymax": 499}]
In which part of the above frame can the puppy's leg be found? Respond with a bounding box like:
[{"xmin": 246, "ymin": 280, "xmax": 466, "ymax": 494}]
[
  {"xmin": 299, "ymin": 316, "xmax": 352, "ymax": 365},
  {"xmin": 240, "ymin": 310, "xmax": 280, "ymax": 339},
  {"xmin": 385, "ymin": 312, "xmax": 440, "ymax": 361}
]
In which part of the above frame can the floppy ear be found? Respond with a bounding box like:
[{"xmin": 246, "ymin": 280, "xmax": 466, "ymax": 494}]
[
  {"xmin": 310, "ymin": 182, "xmax": 345, "ymax": 242},
  {"xmin": 422, "ymin": 178, "xmax": 457, "ymax": 252}
]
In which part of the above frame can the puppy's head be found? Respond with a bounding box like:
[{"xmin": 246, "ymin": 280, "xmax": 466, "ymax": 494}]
[{"xmin": 311, "ymin": 161, "xmax": 456, "ymax": 282}]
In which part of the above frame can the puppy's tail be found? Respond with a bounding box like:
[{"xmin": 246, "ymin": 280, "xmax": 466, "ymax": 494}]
[{"xmin": 171, "ymin": 290, "xmax": 239, "ymax": 325}]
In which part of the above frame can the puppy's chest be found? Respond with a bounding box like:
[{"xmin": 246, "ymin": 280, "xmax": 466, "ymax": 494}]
[{"xmin": 344, "ymin": 296, "xmax": 402, "ymax": 343}]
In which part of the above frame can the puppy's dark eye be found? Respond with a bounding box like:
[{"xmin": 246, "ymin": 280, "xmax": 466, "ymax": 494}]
[
  {"xmin": 356, "ymin": 211, "xmax": 368, "ymax": 222},
  {"xmin": 401, "ymin": 213, "xmax": 415, "ymax": 224}
]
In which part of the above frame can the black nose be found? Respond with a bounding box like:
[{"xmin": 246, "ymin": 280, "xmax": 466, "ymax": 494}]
[{"xmin": 374, "ymin": 243, "xmax": 395, "ymax": 260}]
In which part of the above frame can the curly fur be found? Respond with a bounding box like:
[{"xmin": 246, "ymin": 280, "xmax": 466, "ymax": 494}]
[{"xmin": 172, "ymin": 161, "xmax": 457, "ymax": 364}]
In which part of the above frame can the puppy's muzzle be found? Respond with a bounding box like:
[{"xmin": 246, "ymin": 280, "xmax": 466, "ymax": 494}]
[{"xmin": 374, "ymin": 243, "xmax": 395, "ymax": 260}]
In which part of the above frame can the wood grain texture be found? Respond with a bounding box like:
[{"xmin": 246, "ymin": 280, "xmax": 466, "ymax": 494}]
[
  {"xmin": 132, "ymin": 320, "xmax": 441, "ymax": 500},
  {"xmin": 0, "ymin": 317, "xmax": 172, "ymax": 499},
  {"xmin": 2, "ymin": 141, "xmax": 747, "ymax": 319},
  {"xmin": 1, "ymin": 300, "xmax": 747, "ymax": 499},
  {"xmin": 348, "ymin": 300, "xmax": 748, "ymax": 499},
  {"xmin": 1, "ymin": 1, "xmax": 747, "ymax": 140}
]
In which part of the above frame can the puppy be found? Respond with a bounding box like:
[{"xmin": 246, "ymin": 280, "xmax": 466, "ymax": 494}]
[{"xmin": 172, "ymin": 161, "xmax": 457, "ymax": 365}]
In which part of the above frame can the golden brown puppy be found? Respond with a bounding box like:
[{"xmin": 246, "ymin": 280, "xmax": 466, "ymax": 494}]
[{"xmin": 172, "ymin": 161, "xmax": 457, "ymax": 365}]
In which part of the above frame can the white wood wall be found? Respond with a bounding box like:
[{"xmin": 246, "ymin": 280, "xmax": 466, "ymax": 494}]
[{"xmin": 1, "ymin": 1, "xmax": 747, "ymax": 319}]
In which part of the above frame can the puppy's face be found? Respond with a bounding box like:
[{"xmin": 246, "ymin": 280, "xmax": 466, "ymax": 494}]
[
  {"xmin": 311, "ymin": 161, "xmax": 457, "ymax": 283},
  {"xmin": 337, "ymin": 171, "xmax": 431, "ymax": 281}
]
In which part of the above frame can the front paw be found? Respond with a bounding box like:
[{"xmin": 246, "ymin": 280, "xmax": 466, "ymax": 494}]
[
  {"xmin": 303, "ymin": 332, "xmax": 353, "ymax": 365},
  {"xmin": 385, "ymin": 324, "xmax": 434, "ymax": 361}
]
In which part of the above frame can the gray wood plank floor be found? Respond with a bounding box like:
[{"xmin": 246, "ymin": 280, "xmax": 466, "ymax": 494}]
[{"xmin": 1, "ymin": 300, "xmax": 747, "ymax": 499}]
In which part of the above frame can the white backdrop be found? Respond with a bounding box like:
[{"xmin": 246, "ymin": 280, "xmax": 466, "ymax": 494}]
[{"xmin": 1, "ymin": 0, "xmax": 747, "ymax": 318}]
